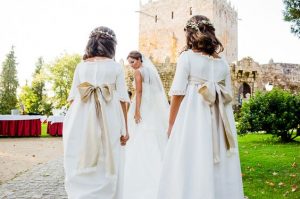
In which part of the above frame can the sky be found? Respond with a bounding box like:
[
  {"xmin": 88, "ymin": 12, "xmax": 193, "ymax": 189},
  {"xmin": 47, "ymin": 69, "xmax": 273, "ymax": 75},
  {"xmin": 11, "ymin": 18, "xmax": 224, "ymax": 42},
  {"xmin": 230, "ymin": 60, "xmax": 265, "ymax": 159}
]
[{"xmin": 0, "ymin": 0, "xmax": 299, "ymax": 87}]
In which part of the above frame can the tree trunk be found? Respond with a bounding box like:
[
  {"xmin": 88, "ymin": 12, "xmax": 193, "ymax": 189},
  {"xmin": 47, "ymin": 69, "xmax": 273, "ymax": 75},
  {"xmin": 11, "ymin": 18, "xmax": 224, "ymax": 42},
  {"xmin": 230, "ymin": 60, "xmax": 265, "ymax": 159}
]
[{"xmin": 280, "ymin": 131, "xmax": 292, "ymax": 142}]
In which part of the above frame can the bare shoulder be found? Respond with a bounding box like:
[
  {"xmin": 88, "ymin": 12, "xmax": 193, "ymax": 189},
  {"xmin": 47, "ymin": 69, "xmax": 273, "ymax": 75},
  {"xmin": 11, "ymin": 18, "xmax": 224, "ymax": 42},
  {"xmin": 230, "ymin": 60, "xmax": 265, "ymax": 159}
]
[
  {"xmin": 134, "ymin": 69, "xmax": 142, "ymax": 77},
  {"xmin": 134, "ymin": 70, "xmax": 141, "ymax": 81}
]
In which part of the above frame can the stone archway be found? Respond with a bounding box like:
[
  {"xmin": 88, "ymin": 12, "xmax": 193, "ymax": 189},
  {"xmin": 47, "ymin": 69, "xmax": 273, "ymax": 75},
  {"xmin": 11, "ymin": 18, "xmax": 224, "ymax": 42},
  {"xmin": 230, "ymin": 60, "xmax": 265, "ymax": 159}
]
[{"xmin": 238, "ymin": 82, "xmax": 251, "ymax": 105}]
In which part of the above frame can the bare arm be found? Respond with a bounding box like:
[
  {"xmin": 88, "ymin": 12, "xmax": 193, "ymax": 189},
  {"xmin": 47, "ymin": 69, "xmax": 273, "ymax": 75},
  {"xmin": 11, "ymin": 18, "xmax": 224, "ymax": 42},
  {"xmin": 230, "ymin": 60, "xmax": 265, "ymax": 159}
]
[
  {"xmin": 167, "ymin": 95, "xmax": 184, "ymax": 137},
  {"xmin": 120, "ymin": 101, "xmax": 129, "ymax": 145},
  {"xmin": 134, "ymin": 70, "xmax": 143, "ymax": 123},
  {"xmin": 120, "ymin": 101, "xmax": 128, "ymax": 134}
]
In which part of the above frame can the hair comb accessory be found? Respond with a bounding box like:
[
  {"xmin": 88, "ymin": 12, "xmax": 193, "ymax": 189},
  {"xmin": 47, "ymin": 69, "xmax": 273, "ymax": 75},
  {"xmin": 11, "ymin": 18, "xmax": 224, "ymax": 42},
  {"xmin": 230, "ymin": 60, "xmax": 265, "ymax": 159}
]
[
  {"xmin": 89, "ymin": 29, "xmax": 115, "ymax": 39},
  {"xmin": 185, "ymin": 21, "xmax": 200, "ymax": 31},
  {"xmin": 201, "ymin": 20, "xmax": 213, "ymax": 26},
  {"xmin": 185, "ymin": 19, "xmax": 213, "ymax": 31}
]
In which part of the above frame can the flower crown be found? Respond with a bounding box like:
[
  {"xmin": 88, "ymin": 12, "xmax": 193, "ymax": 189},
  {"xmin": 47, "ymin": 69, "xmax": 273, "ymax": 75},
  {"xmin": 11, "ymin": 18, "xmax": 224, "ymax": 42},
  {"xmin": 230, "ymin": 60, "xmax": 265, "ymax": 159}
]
[
  {"xmin": 185, "ymin": 20, "xmax": 213, "ymax": 31},
  {"xmin": 89, "ymin": 29, "xmax": 115, "ymax": 39}
]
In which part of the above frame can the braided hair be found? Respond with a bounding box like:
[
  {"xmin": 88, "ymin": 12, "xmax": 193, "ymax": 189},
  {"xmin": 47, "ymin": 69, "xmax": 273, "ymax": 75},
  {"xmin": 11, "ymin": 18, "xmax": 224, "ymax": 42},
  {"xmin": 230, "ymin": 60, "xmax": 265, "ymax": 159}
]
[{"xmin": 83, "ymin": 26, "xmax": 117, "ymax": 60}]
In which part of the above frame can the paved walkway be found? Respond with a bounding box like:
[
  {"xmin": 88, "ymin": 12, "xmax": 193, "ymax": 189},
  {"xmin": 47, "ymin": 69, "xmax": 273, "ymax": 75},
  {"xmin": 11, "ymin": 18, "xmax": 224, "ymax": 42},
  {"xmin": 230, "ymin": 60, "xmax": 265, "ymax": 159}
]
[{"xmin": 0, "ymin": 158, "xmax": 67, "ymax": 199}]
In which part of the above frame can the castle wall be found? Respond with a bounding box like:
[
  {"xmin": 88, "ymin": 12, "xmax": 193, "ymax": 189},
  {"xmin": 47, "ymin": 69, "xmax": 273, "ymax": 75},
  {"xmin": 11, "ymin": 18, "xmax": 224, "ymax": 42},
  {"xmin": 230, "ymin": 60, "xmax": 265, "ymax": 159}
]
[
  {"xmin": 139, "ymin": 0, "xmax": 237, "ymax": 64},
  {"xmin": 124, "ymin": 57, "xmax": 300, "ymax": 104},
  {"xmin": 231, "ymin": 57, "xmax": 300, "ymax": 105},
  {"xmin": 133, "ymin": 0, "xmax": 299, "ymax": 106},
  {"xmin": 212, "ymin": 0, "xmax": 238, "ymax": 63}
]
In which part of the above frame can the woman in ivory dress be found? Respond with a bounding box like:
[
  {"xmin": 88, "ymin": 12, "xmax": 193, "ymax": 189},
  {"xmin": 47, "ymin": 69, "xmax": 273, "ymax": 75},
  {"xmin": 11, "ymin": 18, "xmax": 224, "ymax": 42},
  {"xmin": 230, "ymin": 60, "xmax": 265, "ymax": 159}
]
[
  {"xmin": 157, "ymin": 15, "xmax": 244, "ymax": 199},
  {"xmin": 63, "ymin": 26, "xmax": 130, "ymax": 199},
  {"xmin": 123, "ymin": 51, "xmax": 169, "ymax": 199}
]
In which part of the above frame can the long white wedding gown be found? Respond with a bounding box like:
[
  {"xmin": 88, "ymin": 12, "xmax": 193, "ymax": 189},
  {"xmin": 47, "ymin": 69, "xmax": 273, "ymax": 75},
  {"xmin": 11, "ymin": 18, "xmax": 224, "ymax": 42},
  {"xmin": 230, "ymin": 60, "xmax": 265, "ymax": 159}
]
[
  {"xmin": 63, "ymin": 59, "xmax": 130, "ymax": 199},
  {"xmin": 123, "ymin": 62, "xmax": 169, "ymax": 199},
  {"xmin": 157, "ymin": 50, "xmax": 244, "ymax": 199}
]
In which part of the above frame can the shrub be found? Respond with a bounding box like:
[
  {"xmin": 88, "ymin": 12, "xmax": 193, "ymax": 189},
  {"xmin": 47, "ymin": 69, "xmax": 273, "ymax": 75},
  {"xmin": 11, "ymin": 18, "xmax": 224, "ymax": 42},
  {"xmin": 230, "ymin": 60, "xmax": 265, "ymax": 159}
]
[{"xmin": 237, "ymin": 88, "xmax": 300, "ymax": 142}]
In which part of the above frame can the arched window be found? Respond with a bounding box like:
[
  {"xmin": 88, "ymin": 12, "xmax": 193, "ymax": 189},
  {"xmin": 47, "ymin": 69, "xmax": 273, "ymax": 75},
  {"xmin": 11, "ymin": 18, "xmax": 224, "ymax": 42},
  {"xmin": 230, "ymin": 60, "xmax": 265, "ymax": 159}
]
[
  {"xmin": 155, "ymin": 15, "xmax": 158, "ymax": 23},
  {"xmin": 190, "ymin": 7, "xmax": 192, "ymax": 15},
  {"xmin": 171, "ymin": 11, "xmax": 174, "ymax": 19}
]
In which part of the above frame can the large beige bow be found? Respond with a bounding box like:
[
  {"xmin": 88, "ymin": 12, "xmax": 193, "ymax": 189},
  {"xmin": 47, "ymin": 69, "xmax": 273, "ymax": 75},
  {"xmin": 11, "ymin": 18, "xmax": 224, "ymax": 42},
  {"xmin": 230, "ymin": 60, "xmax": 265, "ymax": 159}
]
[
  {"xmin": 190, "ymin": 77, "xmax": 236, "ymax": 163},
  {"xmin": 77, "ymin": 82, "xmax": 116, "ymax": 175}
]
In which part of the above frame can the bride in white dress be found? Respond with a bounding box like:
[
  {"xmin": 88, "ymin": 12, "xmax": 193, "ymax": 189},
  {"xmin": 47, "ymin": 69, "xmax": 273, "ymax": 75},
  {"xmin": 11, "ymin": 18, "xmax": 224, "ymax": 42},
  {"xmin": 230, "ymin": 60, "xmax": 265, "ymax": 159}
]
[
  {"xmin": 123, "ymin": 51, "xmax": 169, "ymax": 199},
  {"xmin": 157, "ymin": 15, "xmax": 244, "ymax": 199},
  {"xmin": 63, "ymin": 26, "xmax": 130, "ymax": 199}
]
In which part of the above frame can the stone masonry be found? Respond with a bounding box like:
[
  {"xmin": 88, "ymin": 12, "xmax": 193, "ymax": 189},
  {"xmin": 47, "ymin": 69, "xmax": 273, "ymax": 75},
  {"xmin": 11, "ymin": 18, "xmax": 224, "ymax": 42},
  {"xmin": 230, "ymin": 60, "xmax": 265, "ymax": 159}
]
[
  {"xmin": 0, "ymin": 158, "xmax": 67, "ymax": 199},
  {"xmin": 231, "ymin": 57, "xmax": 300, "ymax": 105},
  {"xmin": 124, "ymin": 0, "xmax": 300, "ymax": 104},
  {"xmin": 138, "ymin": 0, "xmax": 238, "ymax": 64}
]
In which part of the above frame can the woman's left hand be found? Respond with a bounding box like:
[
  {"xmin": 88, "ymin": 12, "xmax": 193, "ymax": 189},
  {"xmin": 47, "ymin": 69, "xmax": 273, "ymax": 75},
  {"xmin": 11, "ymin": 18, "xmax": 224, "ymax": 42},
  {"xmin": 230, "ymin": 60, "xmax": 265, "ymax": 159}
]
[
  {"xmin": 134, "ymin": 111, "xmax": 142, "ymax": 124},
  {"xmin": 167, "ymin": 125, "xmax": 173, "ymax": 138}
]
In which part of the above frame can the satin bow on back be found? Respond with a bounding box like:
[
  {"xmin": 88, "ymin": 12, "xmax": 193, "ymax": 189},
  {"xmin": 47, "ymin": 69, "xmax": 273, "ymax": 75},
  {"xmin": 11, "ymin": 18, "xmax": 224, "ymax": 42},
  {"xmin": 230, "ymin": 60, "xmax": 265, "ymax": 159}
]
[
  {"xmin": 78, "ymin": 82, "xmax": 114, "ymax": 116},
  {"xmin": 189, "ymin": 76, "xmax": 236, "ymax": 163},
  {"xmin": 77, "ymin": 81, "xmax": 116, "ymax": 175}
]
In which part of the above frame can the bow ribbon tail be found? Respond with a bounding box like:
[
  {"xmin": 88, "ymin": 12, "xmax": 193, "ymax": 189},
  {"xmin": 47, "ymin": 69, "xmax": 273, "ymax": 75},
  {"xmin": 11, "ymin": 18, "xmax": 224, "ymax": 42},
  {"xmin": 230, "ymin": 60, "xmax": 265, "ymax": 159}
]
[
  {"xmin": 198, "ymin": 81, "xmax": 236, "ymax": 164},
  {"xmin": 98, "ymin": 86, "xmax": 115, "ymax": 176},
  {"xmin": 77, "ymin": 82, "xmax": 116, "ymax": 175},
  {"xmin": 216, "ymin": 88, "xmax": 236, "ymax": 152},
  {"xmin": 211, "ymin": 105, "xmax": 221, "ymax": 163},
  {"xmin": 77, "ymin": 83, "xmax": 102, "ymax": 171},
  {"xmin": 94, "ymin": 89, "xmax": 101, "ymax": 117}
]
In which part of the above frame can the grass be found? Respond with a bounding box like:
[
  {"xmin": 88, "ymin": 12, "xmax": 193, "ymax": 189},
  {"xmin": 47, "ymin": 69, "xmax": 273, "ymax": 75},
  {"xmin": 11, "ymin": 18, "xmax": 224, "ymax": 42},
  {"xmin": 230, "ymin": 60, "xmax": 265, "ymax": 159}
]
[
  {"xmin": 239, "ymin": 134, "xmax": 300, "ymax": 199},
  {"xmin": 40, "ymin": 123, "xmax": 50, "ymax": 137}
]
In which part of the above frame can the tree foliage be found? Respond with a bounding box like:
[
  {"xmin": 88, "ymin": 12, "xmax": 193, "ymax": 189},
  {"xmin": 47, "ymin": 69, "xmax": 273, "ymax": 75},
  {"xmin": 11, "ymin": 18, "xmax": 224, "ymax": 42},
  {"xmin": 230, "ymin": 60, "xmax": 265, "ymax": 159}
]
[
  {"xmin": 0, "ymin": 46, "xmax": 19, "ymax": 114},
  {"xmin": 18, "ymin": 57, "xmax": 52, "ymax": 115},
  {"xmin": 48, "ymin": 54, "xmax": 81, "ymax": 108},
  {"xmin": 237, "ymin": 88, "xmax": 300, "ymax": 142},
  {"xmin": 283, "ymin": 0, "xmax": 300, "ymax": 38}
]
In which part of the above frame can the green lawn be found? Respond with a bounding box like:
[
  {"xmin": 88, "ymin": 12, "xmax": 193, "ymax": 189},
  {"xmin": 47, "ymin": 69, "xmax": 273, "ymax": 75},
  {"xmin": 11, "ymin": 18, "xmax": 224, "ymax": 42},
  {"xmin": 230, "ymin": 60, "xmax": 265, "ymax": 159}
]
[{"xmin": 239, "ymin": 134, "xmax": 300, "ymax": 199}]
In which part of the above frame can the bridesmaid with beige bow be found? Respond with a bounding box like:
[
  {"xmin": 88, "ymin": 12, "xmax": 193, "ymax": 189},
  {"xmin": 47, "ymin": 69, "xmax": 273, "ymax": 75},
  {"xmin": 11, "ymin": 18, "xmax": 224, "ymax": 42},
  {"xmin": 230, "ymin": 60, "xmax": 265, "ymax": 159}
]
[
  {"xmin": 63, "ymin": 26, "xmax": 130, "ymax": 199},
  {"xmin": 157, "ymin": 15, "xmax": 244, "ymax": 199}
]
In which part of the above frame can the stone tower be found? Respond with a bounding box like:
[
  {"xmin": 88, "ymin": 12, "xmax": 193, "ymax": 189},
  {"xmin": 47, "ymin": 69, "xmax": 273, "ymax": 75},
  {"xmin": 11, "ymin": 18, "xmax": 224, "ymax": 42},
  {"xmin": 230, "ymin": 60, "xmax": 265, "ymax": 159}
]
[{"xmin": 138, "ymin": 0, "xmax": 238, "ymax": 64}]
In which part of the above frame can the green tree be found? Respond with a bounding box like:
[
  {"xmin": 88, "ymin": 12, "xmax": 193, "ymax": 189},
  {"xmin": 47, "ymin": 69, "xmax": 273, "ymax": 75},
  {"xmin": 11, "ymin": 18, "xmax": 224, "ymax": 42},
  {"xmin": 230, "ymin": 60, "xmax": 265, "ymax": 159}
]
[
  {"xmin": 237, "ymin": 88, "xmax": 300, "ymax": 142},
  {"xmin": 18, "ymin": 84, "xmax": 38, "ymax": 114},
  {"xmin": 32, "ymin": 57, "xmax": 45, "ymax": 102},
  {"xmin": 48, "ymin": 54, "xmax": 81, "ymax": 108},
  {"xmin": 18, "ymin": 57, "xmax": 53, "ymax": 115},
  {"xmin": 0, "ymin": 46, "xmax": 19, "ymax": 114},
  {"xmin": 283, "ymin": 0, "xmax": 300, "ymax": 38}
]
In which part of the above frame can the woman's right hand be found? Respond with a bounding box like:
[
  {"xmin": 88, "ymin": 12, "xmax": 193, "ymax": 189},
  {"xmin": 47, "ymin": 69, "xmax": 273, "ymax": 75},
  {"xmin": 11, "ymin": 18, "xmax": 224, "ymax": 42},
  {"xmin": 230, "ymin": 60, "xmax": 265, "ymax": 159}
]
[{"xmin": 120, "ymin": 133, "xmax": 129, "ymax": 146}]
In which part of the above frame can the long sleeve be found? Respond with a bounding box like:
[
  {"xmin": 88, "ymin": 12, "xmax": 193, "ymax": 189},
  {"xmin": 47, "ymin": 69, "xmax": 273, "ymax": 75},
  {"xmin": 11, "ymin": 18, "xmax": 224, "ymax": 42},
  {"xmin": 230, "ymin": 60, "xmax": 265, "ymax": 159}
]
[
  {"xmin": 67, "ymin": 65, "xmax": 80, "ymax": 102},
  {"xmin": 116, "ymin": 65, "xmax": 130, "ymax": 102},
  {"xmin": 169, "ymin": 52, "xmax": 190, "ymax": 96},
  {"xmin": 223, "ymin": 57, "xmax": 233, "ymax": 97}
]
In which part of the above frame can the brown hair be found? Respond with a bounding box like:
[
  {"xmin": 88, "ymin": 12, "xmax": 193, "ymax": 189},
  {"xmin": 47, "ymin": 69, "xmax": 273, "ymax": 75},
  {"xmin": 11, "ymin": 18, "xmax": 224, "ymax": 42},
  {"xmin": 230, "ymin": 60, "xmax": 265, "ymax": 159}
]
[
  {"xmin": 183, "ymin": 15, "xmax": 224, "ymax": 55},
  {"xmin": 83, "ymin": 26, "xmax": 117, "ymax": 60},
  {"xmin": 127, "ymin": 50, "xmax": 143, "ymax": 62}
]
